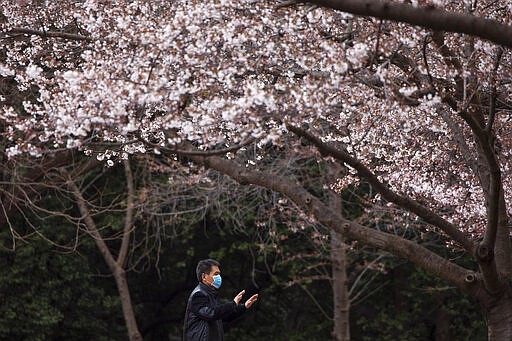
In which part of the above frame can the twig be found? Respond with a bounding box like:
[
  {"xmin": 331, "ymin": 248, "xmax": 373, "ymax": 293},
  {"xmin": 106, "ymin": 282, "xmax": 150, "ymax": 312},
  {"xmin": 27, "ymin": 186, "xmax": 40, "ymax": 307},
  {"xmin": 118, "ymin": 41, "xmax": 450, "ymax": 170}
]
[{"xmin": 8, "ymin": 27, "xmax": 93, "ymax": 42}]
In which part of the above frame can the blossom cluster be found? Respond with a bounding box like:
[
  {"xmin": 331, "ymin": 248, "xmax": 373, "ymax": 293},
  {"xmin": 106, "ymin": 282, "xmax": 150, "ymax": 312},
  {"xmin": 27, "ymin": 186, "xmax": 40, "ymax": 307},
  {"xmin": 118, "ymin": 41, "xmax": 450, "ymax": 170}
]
[{"xmin": 1, "ymin": 0, "xmax": 512, "ymax": 237}]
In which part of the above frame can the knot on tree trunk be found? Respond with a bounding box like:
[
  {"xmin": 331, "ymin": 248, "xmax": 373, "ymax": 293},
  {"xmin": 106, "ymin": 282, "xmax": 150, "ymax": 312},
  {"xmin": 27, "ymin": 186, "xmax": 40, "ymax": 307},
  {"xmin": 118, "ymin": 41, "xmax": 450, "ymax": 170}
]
[
  {"xmin": 465, "ymin": 272, "xmax": 477, "ymax": 283},
  {"xmin": 476, "ymin": 242, "xmax": 494, "ymax": 263}
]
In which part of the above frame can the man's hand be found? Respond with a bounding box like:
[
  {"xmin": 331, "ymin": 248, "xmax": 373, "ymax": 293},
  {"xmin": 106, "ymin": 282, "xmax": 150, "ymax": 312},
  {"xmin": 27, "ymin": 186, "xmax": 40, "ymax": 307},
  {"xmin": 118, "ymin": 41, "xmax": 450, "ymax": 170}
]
[
  {"xmin": 233, "ymin": 290, "xmax": 245, "ymax": 305},
  {"xmin": 244, "ymin": 294, "xmax": 258, "ymax": 309},
  {"xmin": 234, "ymin": 290, "xmax": 259, "ymax": 308}
]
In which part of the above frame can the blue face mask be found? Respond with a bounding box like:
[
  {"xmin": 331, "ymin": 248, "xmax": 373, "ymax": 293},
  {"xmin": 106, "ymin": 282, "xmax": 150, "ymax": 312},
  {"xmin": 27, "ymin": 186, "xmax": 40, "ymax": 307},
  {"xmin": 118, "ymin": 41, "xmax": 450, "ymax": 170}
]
[{"xmin": 211, "ymin": 274, "xmax": 222, "ymax": 289}]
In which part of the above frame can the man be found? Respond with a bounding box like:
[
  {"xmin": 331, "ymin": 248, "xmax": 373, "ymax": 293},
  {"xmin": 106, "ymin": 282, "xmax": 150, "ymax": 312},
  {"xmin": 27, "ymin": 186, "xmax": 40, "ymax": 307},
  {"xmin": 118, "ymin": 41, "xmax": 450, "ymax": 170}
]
[{"xmin": 183, "ymin": 259, "xmax": 258, "ymax": 341}]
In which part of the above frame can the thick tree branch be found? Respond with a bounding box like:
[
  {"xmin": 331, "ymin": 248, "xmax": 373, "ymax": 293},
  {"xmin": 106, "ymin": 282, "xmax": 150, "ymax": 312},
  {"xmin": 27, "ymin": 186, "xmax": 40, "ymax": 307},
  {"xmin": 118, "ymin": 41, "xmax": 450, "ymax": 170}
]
[
  {"xmin": 482, "ymin": 160, "xmax": 501, "ymax": 259},
  {"xmin": 302, "ymin": 0, "xmax": 512, "ymax": 48},
  {"xmin": 454, "ymin": 113, "xmax": 502, "ymax": 263},
  {"xmin": 432, "ymin": 41, "xmax": 504, "ymax": 265},
  {"xmin": 288, "ymin": 125, "xmax": 475, "ymax": 253},
  {"xmin": 184, "ymin": 151, "xmax": 477, "ymax": 296},
  {"xmin": 486, "ymin": 47, "xmax": 504, "ymax": 132},
  {"xmin": 494, "ymin": 192, "xmax": 512, "ymax": 277},
  {"xmin": 437, "ymin": 109, "xmax": 501, "ymax": 266},
  {"xmin": 288, "ymin": 124, "xmax": 504, "ymax": 293}
]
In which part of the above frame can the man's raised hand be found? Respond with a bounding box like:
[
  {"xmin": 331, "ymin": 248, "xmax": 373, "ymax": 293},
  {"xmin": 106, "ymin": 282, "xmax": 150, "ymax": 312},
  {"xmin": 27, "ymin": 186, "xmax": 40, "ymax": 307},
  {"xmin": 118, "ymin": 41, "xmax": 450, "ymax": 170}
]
[
  {"xmin": 244, "ymin": 294, "xmax": 258, "ymax": 309},
  {"xmin": 233, "ymin": 290, "xmax": 245, "ymax": 305}
]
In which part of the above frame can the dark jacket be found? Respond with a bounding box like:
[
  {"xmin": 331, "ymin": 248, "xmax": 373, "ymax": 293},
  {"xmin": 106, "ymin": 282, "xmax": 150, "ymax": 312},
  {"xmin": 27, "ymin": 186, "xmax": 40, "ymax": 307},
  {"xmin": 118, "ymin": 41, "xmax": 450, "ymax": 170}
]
[{"xmin": 183, "ymin": 282, "xmax": 246, "ymax": 341}]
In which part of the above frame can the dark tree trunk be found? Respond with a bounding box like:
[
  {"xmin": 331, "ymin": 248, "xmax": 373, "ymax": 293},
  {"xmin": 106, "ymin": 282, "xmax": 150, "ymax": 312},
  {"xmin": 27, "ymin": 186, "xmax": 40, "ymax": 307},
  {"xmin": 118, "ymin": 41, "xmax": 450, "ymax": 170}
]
[
  {"xmin": 486, "ymin": 296, "xmax": 512, "ymax": 341},
  {"xmin": 331, "ymin": 231, "xmax": 350, "ymax": 341},
  {"xmin": 434, "ymin": 294, "xmax": 451, "ymax": 341},
  {"xmin": 327, "ymin": 166, "xmax": 350, "ymax": 341},
  {"xmin": 114, "ymin": 268, "xmax": 143, "ymax": 341}
]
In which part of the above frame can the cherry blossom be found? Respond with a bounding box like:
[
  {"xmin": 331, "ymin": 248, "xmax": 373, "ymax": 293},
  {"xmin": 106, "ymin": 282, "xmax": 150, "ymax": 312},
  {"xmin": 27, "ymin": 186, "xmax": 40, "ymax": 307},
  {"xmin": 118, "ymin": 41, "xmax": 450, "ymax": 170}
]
[{"xmin": 2, "ymin": 1, "xmax": 512, "ymax": 336}]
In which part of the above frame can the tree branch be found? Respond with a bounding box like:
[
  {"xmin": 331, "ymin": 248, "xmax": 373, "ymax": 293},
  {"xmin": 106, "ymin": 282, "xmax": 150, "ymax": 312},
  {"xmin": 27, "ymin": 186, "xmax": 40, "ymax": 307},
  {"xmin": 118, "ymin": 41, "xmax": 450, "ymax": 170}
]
[
  {"xmin": 486, "ymin": 47, "xmax": 504, "ymax": 132},
  {"xmin": 481, "ymin": 164, "xmax": 501, "ymax": 258},
  {"xmin": 302, "ymin": 0, "xmax": 512, "ymax": 48},
  {"xmin": 432, "ymin": 31, "xmax": 464, "ymax": 96},
  {"xmin": 0, "ymin": 150, "xmax": 99, "ymax": 228},
  {"xmin": 117, "ymin": 159, "xmax": 135, "ymax": 267},
  {"xmin": 453, "ymin": 113, "xmax": 502, "ymax": 264},
  {"xmin": 137, "ymin": 133, "xmax": 257, "ymax": 156},
  {"xmin": 7, "ymin": 27, "xmax": 93, "ymax": 41},
  {"xmin": 437, "ymin": 108, "xmax": 481, "ymax": 184},
  {"xmin": 181, "ymin": 150, "xmax": 477, "ymax": 296},
  {"xmin": 64, "ymin": 171, "xmax": 119, "ymax": 272},
  {"xmin": 287, "ymin": 124, "xmax": 475, "ymax": 253}
]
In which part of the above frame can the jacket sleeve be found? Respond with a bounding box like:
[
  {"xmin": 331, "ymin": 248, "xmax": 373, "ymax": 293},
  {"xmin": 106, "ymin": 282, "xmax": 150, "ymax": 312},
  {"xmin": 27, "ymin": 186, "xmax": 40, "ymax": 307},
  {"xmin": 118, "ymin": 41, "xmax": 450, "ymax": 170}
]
[
  {"xmin": 189, "ymin": 292, "xmax": 243, "ymax": 322},
  {"xmin": 221, "ymin": 303, "xmax": 246, "ymax": 323}
]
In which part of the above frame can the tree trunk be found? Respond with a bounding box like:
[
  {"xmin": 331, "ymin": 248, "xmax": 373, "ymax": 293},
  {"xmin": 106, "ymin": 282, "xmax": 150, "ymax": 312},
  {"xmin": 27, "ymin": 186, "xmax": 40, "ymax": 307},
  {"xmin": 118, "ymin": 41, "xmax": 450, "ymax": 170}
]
[
  {"xmin": 486, "ymin": 296, "xmax": 512, "ymax": 341},
  {"xmin": 65, "ymin": 164, "xmax": 143, "ymax": 341},
  {"xmin": 434, "ymin": 294, "xmax": 451, "ymax": 341},
  {"xmin": 327, "ymin": 163, "xmax": 351, "ymax": 341},
  {"xmin": 331, "ymin": 230, "xmax": 350, "ymax": 341},
  {"xmin": 114, "ymin": 268, "xmax": 143, "ymax": 341}
]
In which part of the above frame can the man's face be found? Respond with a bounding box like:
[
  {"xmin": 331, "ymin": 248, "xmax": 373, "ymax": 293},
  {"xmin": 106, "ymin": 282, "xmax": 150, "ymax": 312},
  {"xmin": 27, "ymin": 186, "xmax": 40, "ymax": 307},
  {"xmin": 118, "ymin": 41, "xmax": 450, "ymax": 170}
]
[{"xmin": 202, "ymin": 265, "xmax": 220, "ymax": 288}]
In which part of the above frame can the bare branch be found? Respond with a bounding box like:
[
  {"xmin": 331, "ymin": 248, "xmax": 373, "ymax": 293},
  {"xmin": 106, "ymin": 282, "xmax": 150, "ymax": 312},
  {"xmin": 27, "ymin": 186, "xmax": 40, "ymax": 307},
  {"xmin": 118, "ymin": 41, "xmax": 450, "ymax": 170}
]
[
  {"xmin": 117, "ymin": 159, "xmax": 135, "ymax": 267},
  {"xmin": 7, "ymin": 27, "xmax": 93, "ymax": 41},
  {"xmin": 138, "ymin": 134, "xmax": 257, "ymax": 156},
  {"xmin": 63, "ymin": 169, "xmax": 118, "ymax": 271}
]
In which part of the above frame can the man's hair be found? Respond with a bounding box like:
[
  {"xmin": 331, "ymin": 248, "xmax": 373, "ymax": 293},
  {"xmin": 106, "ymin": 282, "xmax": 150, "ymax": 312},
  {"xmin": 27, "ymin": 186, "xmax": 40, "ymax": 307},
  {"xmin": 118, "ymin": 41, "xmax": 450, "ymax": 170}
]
[{"xmin": 196, "ymin": 259, "xmax": 220, "ymax": 282}]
